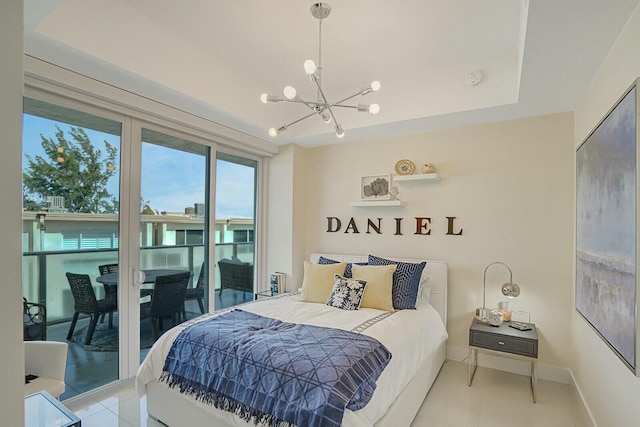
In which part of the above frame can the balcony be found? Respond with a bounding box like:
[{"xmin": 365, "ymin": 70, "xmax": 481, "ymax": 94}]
[{"xmin": 23, "ymin": 243, "xmax": 255, "ymax": 400}]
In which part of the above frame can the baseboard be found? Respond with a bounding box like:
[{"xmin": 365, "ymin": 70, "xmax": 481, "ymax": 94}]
[
  {"xmin": 569, "ymin": 370, "xmax": 597, "ymax": 427},
  {"xmin": 446, "ymin": 345, "xmax": 571, "ymax": 384}
]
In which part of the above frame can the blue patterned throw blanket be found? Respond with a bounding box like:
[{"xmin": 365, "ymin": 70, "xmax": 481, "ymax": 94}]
[{"xmin": 159, "ymin": 309, "xmax": 391, "ymax": 427}]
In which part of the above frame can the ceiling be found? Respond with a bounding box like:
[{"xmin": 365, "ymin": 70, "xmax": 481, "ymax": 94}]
[{"xmin": 24, "ymin": 0, "xmax": 640, "ymax": 148}]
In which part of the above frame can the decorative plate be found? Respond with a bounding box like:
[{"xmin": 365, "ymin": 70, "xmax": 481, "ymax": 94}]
[{"xmin": 395, "ymin": 159, "xmax": 415, "ymax": 175}]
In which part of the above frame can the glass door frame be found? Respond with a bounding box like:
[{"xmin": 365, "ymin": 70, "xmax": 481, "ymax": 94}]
[
  {"xmin": 24, "ymin": 75, "xmax": 266, "ymax": 384},
  {"xmin": 22, "ymin": 84, "xmax": 138, "ymax": 382},
  {"xmin": 214, "ymin": 145, "xmax": 264, "ymax": 305}
]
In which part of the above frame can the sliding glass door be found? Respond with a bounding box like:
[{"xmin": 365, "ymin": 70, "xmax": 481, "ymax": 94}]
[
  {"xmin": 22, "ymin": 91, "xmax": 262, "ymax": 399},
  {"xmin": 22, "ymin": 98, "xmax": 123, "ymax": 398},
  {"xmin": 138, "ymin": 127, "xmax": 211, "ymax": 360},
  {"xmin": 215, "ymin": 153, "xmax": 258, "ymax": 308}
]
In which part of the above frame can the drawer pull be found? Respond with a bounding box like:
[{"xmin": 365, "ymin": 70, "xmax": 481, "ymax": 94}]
[{"xmin": 498, "ymin": 341, "xmax": 505, "ymax": 346}]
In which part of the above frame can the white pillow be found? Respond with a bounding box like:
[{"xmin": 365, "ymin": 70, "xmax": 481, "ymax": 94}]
[{"xmin": 418, "ymin": 274, "xmax": 433, "ymax": 304}]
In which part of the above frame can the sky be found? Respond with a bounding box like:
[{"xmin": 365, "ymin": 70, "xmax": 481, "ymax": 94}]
[{"xmin": 22, "ymin": 114, "xmax": 256, "ymax": 218}]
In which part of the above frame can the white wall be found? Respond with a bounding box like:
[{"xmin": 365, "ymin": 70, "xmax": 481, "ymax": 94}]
[
  {"xmin": 266, "ymin": 144, "xmax": 308, "ymax": 293},
  {"xmin": 573, "ymin": 3, "xmax": 640, "ymax": 426},
  {"xmin": 286, "ymin": 112, "xmax": 575, "ymax": 373},
  {"xmin": 0, "ymin": 0, "xmax": 25, "ymax": 425}
]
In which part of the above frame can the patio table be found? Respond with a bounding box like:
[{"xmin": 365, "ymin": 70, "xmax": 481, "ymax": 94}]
[
  {"xmin": 96, "ymin": 268, "xmax": 190, "ymax": 298},
  {"xmin": 96, "ymin": 268, "xmax": 189, "ymax": 286}
]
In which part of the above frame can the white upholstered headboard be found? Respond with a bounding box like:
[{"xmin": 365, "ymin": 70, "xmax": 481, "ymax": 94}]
[{"xmin": 310, "ymin": 254, "xmax": 448, "ymax": 327}]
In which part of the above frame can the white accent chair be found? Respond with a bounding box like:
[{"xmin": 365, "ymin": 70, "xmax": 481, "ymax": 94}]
[{"xmin": 24, "ymin": 341, "xmax": 68, "ymax": 399}]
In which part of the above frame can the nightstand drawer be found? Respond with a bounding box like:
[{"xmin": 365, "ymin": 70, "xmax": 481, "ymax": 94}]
[{"xmin": 470, "ymin": 331, "xmax": 537, "ymax": 358}]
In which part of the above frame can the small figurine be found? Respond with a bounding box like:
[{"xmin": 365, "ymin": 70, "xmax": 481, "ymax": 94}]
[
  {"xmin": 389, "ymin": 186, "xmax": 400, "ymax": 201},
  {"xmin": 422, "ymin": 163, "xmax": 436, "ymax": 174}
]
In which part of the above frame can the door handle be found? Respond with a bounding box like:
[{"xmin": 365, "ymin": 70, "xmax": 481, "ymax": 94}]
[{"xmin": 134, "ymin": 269, "xmax": 146, "ymax": 286}]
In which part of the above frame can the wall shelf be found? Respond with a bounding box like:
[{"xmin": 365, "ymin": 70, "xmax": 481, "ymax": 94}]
[
  {"xmin": 349, "ymin": 200, "xmax": 405, "ymax": 207},
  {"xmin": 393, "ymin": 173, "xmax": 438, "ymax": 182}
]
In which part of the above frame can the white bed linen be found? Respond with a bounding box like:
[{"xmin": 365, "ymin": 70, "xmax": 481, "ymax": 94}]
[{"xmin": 136, "ymin": 293, "xmax": 448, "ymax": 426}]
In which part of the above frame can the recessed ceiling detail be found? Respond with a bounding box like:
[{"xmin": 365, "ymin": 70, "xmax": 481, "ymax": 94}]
[{"xmin": 23, "ymin": 0, "xmax": 640, "ymax": 146}]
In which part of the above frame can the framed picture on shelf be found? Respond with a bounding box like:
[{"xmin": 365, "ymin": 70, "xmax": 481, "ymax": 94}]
[{"xmin": 361, "ymin": 174, "xmax": 391, "ymax": 200}]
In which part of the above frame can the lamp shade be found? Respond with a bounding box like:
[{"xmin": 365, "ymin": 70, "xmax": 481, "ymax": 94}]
[{"xmin": 501, "ymin": 282, "xmax": 521, "ymax": 298}]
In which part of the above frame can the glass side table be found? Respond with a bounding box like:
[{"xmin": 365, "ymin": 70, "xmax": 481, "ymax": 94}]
[
  {"xmin": 25, "ymin": 390, "xmax": 81, "ymax": 427},
  {"xmin": 254, "ymin": 289, "xmax": 278, "ymax": 300}
]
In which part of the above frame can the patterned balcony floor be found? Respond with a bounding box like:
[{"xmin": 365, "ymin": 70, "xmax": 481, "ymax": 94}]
[{"xmin": 44, "ymin": 290, "xmax": 253, "ymax": 400}]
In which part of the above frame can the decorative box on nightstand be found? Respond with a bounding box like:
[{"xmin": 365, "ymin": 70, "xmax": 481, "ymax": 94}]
[{"xmin": 468, "ymin": 318, "xmax": 539, "ymax": 402}]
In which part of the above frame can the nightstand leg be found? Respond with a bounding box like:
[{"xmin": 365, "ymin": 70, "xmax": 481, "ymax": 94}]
[
  {"xmin": 468, "ymin": 347, "xmax": 478, "ymax": 386},
  {"xmin": 531, "ymin": 360, "xmax": 537, "ymax": 403}
]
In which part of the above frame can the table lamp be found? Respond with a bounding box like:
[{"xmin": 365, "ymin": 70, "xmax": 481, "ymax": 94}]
[{"xmin": 477, "ymin": 262, "xmax": 520, "ymax": 323}]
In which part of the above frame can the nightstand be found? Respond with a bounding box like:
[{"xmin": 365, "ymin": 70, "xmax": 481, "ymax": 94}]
[{"xmin": 468, "ymin": 318, "xmax": 538, "ymax": 402}]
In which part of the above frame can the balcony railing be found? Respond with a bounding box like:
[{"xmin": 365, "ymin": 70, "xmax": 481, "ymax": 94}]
[{"xmin": 23, "ymin": 242, "xmax": 254, "ymax": 323}]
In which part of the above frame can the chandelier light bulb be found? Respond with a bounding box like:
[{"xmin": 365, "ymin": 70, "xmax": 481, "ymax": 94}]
[
  {"xmin": 268, "ymin": 128, "xmax": 278, "ymax": 137},
  {"xmin": 369, "ymin": 103, "xmax": 380, "ymax": 114},
  {"xmin": 335, "ymin": 125, "xmax": 345, "ymax": 138},
  {"xmin": 283, "ymin": 86, "xmax": 297, "ymax": 100},
  {"xmin": 260, "ymin": 93, "xmax": 269, "ymax": 104},
  {"xmin": 304, "ymin": 59, "xmax": 317, "ymax": 75},
  {"xmin": 321, "ymin": 112, "xmax": 332, "ymax": 123},
  {"xmin": 370, "ymin": 81, "xmax": 381, "ymax": 92}
]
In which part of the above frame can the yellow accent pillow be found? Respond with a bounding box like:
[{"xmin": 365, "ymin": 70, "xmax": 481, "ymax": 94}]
[
  {"xmin": 352, "ymin": 264, "xmax": 397, "ymax": 312},
  {"xmin": 300, "ymin": 261, "xmax": 347, "ymax": 303}
]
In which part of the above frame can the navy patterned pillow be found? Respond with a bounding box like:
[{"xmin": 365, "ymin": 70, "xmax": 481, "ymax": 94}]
[
  {"xmin": 326, "ymin": 274, "xmax": 368, "ymax": 310},
  {"xmin": 317, "ymin": 256, "xmax": 367, "ymax": 278},
  {"xmin": 368, "ymin": 255, "xmax": 426, "ymax": 310}
]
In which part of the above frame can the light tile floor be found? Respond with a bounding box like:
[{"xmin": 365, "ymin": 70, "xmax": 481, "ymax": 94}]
[
  {"xmin": 413, "ymin": 361, "xmax": 584, "ymax": 427},
  {"xmin": 63, "ymin": 361, "xmax": 585, "ymax": 427}
]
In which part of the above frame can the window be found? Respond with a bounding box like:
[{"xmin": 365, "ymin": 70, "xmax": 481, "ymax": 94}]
[
  {"xmin": 233, "ymin": 229, "xmax": 254, "ymax": 243},
  {"xmin": 175, "ymin": 229, "xmax": 204, "ymax": 245},
  {"xmin": 62, "ymin": 231, "xmax": 118, "ymax": 250}
]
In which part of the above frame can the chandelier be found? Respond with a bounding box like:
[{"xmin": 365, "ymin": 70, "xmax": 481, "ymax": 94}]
[{"xmin": 260, "ymin": 3, "xmax": 381, "ymax": 139}]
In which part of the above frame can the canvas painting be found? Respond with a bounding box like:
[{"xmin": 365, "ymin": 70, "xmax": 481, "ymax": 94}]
[{"xmin": 576, "ymin": 85, "xmax": 637, "ymax": 371}]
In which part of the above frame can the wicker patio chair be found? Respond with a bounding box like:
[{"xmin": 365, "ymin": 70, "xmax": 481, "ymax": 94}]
[
  {"xmin": 98, "ymin": 263, "xmax": 119, "ymax": 301},
  {"xmin": 65, "ymin": 272, "xmax": 117, "ymax": 345},
  {"xmin": 184, "ymin": 263, "xmax": 205, "ymax": 316},
  {"xmin": 140, "ymin": 271, "xmax": 191, "ymax": 339},
  {"xmin": 218, "ymin": 259, "xmax": 253, "ymax": 298}
]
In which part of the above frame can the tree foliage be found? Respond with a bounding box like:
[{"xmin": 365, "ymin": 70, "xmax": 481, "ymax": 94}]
[
  {"xmin": 23, "ymin": 126, "xmax": 119, "ymax": 213},
  {"xmin": 141, "ymin": 199, "xmax": 157, "ymax": 215}
]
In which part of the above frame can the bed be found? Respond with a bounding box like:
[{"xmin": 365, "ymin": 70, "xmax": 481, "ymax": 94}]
[{"xmin": 136, "ymin": 254, "xmax": 448, "ymax": 427}]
